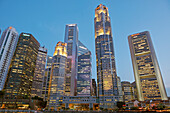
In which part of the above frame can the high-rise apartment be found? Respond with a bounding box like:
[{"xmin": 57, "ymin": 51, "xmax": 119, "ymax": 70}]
[
  {"xmin": 48, "ymin": 42, "xmax": 67, "ymax": 110},
  {"xmin": 4, "ymin": 33, "xmax": 40, "ymax": 107},
  {"xmin": 77, "ymin": 41, "xmax": 91, "ymax": 96},
  {"xmin": 0, "ymin": 27, "xmax": 18, "ymax": 90},
  {"xmin": 31, "ymin": 47, "xmax": 47, "ymax": 98},
  {"xmin": 128, "ymin": 31, "xmax": 168, "ymax": 101},
  {"xmin": 64, "ymin": 24, "xmax": 78, "ymax": 96},
  {"xmin": 94, "ymin": 4, "xmax": 118, "ymax": 108}
]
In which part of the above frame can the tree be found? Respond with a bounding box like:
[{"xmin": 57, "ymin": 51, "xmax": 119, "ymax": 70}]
[{"xmin": 116, "ymin": 101, "xmax": 125, "ymax": 109}]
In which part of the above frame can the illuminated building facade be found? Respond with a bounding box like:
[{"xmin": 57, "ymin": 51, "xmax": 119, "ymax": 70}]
[
  {"xmin": 92, "ymin": 79, "xmax": 97, "ymax": 96},
  {"xmin": 131, "ymin": 81, "xmax": 137, "ymax": 100},
  {"xmin": 48, "ymin": 42, "xmax": 67, "ymax": 110},
  {"xmin": 64, "ymin": 24, "xmax": 78, "ymax": 96},
  {"xmin": 31, "ymin": 47, "xmax": 47, "ymax": 98},
  {"xmin": 128, "ymin": 31, "xmax": 168, "ymax": 101},
  {"xmin": 77, "ymin": 41, "xmax": 91, "ymax": 96},
  {"xmin": 117, "ymin": 77, "xmax": 123, "ymax": 102},
  {"xmin": 121, "ymin": 81, "xmax": 135, "ymax": 103},
  {"xmin": 94, "ymin": 4, "xmax": 118, "ymax": 108},
  {"xmin": 42, "ymin": 55, "xmax": 52, "ymax": 101},
  {"xmin": 0, "ymin": 27, "xmax": 18, "ymax": 90},
  {"xmin": 4, "ymin": 33, "xmax": 39, "ymax": 106}
]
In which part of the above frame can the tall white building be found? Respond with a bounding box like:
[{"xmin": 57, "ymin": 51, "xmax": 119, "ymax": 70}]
[{"xmin": 0, "ymin": 27, "xmax": 18, "ymax": 90}]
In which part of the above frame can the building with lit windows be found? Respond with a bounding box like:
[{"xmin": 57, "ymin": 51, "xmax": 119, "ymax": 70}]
[
  {"xmin": 31, "ymin": 47, "xmax": 47, "ymax": 98},
  {"xmin": 0, "ymin": 27, "xmax": 18, "ymax": 90},
  {"xmin": 92, "ymin": 79, "xmax": 97, "ymax": 96},
  {"xmin": 42, "ymin": 55, "xmax": 52, "ymax": 101},
  {"xmin": 4, "ymin": 33, "xmax": 40, "ymax": 108},
  {"xmin": 131, "ymin": 81, "xmax": 137, "ymax": 100},
  {"xmin": 77, "ymin": 41, "xmax": 91, "ymax": 96},
  {"xmin": 128, "ymin": 31, "xmax": 168, "ymax": 101},
  {"xmin": 94, "ymin": 4, "xmax": 118, "ymax": 108},
  {"xmin": 117, "ymin": 76, "xmax": 123, "ymax": 102},
  {"xmin": 48, "ymin": 42, "xmax": 67, "ymax": 110},
  {"xmin": 121, "ymin": 81, "xmax": 135, "ymax": 103},
  {"xmin": 64, "ymin": 24, "xmax": 78, "ymax": 96}
]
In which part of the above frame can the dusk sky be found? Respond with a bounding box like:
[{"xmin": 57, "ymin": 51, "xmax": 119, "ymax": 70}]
[{"xmin": 0, "ymin": 0, "xmax": 170, "ymax": 96}]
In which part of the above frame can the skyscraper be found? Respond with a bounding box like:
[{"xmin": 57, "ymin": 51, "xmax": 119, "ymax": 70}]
[
  {"xmin": 64, "ymin": 24, "xmax": 78, "ymax": 96},
  {"xmin": 77, "ymin": 41, "xmax": 91, "ymax": 96},
  {"xmin": 94, "ymin": 4, "xmax": 118, "ymax": 108},
  {"xmin": 42, "ymin": 55, "xmax": 52, "ymax": 101},
  {"xmin": 128, "ymin": 31, "xmax": 168, "ymax": 101},
  {"xmin": 31, "ymin": 47, "xmax": 47, "ymax": 98},
  {"xmin": 4, "ymin": 33, "xmax": 40, "ymax": 108},
  {"xmin": 48, "ymin": 42, "xmax": 67, "ymax": 110},
  {"xmin": 92, "ymin": 79, "xmax": 97, "ymax": 96},
  {"xmin": 0, "ymin": 27, "xmax": 18, "ymax": 90},
  {"xmin": 121, "ymin": 81, "xmax": 135, "ymax": 103},
  {"xmin": 117, "ymin": 76, "xmax": 123, "ymax": 102}
]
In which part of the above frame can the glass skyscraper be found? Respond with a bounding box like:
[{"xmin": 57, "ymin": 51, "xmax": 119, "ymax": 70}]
[
  {"xmin": 77, "ymin": 41, "xmax": 91, "ymax": 96},
  {"xmin": 0, "ymin": 27, "xmax": 18, "ymax": 90},
  {"xmin": 4, "ymin": 33, "xmax": 40, "ymax": 108},
  {"xmin": 42, "ymin": 55, "xmax": 52, "ymax": 101},
  {"xmin": 94, "ymin": 4, "xmax": 118, "ymax": 108},
  {"xmin": 31, "ymin": 47, "xmax": 47, "ymax": 98},
  {"xmin": 64, "ymin": 24, "xmax": 78, "ymax": 96},
  {"xmin": 128, "ymin": 31, "xmax": 168, "ymax": 101},
  {"xmin": 48, "ymin": 42, "xmax": 67, "ymax": 110}
]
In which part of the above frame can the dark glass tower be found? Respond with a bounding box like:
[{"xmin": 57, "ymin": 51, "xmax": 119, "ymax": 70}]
[
  {"xmin": 4, "ymin": 33, "xmax": 40, "ymax": 107},
  {"xmin": 77, "ymin": 41, "xmax": 91, "ymax": 96},
  {"xmin": 94, "ymin": 4, "xmax": 118, "ymax": 108}
]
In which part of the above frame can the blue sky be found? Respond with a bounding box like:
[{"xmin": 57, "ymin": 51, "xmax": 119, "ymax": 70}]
[{"xmin": 0, "ymin": 0, "xmax": 170, "ymax": 96}]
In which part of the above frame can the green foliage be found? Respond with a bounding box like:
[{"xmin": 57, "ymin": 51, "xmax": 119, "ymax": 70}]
[
  {"xmin": 157, "ymin": 103, "xmax": 165, "ymax": 110},
  {"xmin": 130, "ymin": 106, "xmax": 139, "ymax": 110},
  {"xmin": 116, "ymin": 101, "xmax": 125, "ymax": 109}
]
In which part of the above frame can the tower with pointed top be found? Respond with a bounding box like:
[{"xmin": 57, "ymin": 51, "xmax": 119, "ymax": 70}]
[{"xmin": 94, "ymin": 4, "xmax": 118, "ymax": 108}]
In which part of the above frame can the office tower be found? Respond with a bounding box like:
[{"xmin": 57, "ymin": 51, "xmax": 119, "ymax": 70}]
[
  {"xmin": 64, "ymin": 24, "xmax": 78, "ymax": 96},
  {"xmin": 4, "ymin": 33, "xmax": 39, "ymax": 107},
  {"xmin": 92, "ymin": 79, "xmax": 97, "ymax": 96},
  {"xmin": 117, "ymin": 76, "xmax": 123, "ymax": 102},
  {"xmin": 94, "ymin": 4, "xmax": 118, "ymax": 108},
  {"xmin": 42, "ymin": 55, "xmax": 52, "ymax": 101},
  {"xmin": 0, "ymin": 27, "xmax": 18, "ymax": 90},
  {"xmin": 128, "ymin": 31, "xmax": 168, "ymax": 101},
  {"xmin": 77, "ymin": 41, "xmax": 91, "ymax": 96},
  {"xmin": 46, "ymin": 55, "xmax": 53, "ymax": 68},
  {"xmin": 31, "ymin": 47, "xmax": 47, "ymax": 98},
  {"xmin": 131, "ymin": 81, "xmax": 137, "ymax": 100},
  {"xmin": 48, "ymin": 42, "xmax": 67, "ymax": 110},
  {"xmin": 121, "ymin": 81, "xmax": 135, "ymax": 103}
]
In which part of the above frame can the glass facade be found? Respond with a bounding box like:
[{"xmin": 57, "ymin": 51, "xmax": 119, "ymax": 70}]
[
  {"xmin": 92, "ymin": 79, "xmax": 97, "ymax": 96},
  {"xmin": 48, "ymin": 42, "xmax": 67, "ymax": 110},
  {"xmin": 77, "ymin": 41, "xmax": 91, "ymax": 96},
  {"xmin": 31, "ymin": 47, "xmax": 47, "ymax": 98},
  {"xmin": 128, "ymin": 31, "xmax": 168, "ymax": 101},
  {"xmin": 64, "ymin": 24, "xmax": 78, "ymax": 96},
  {"xmin": 4, "ymin": 33, "xmax": 40, "ymax": 105},
  {"xmin": 95, "ymin": 4, "xmax": 118, "ymax": 108},
  {"xmin": 0, "ymin": 27, "xmax": 18, "ymax": 90},
  {"xmin": 121, "ymin": 81, "xmax": 135, "ymax": 103}
]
